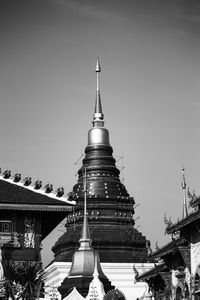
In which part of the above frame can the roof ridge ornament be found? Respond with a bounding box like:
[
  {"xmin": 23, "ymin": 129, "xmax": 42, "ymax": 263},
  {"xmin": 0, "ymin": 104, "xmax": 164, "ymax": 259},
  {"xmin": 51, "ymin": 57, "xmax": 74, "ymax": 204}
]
[{"xmin": 181, "ymin": 166, "xmax": 188, "ymax": 219}]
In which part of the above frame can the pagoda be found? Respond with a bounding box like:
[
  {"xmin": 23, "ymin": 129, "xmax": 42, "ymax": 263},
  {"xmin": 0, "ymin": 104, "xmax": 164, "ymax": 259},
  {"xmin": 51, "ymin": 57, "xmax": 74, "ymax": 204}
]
[{"xmin": 52, "ymin": 60, "xmax": 147, "ymax": 264}]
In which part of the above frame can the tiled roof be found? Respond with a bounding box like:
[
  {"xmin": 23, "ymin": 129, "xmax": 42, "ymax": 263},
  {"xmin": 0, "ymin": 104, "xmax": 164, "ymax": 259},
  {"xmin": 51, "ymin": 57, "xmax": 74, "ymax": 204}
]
[
  {"xmin": 137, "ymin": 262, "xmax": 167, "ymax": 280},
  {"xmin": 166, "ymin": 209, "xmax": 200, "ymax": 234},
  {"xmin": 149, "ymin": 236, "xmax": 186, "ymax": 260},
  {"xmin": 0, "ymin": 177, "xmax": 75, "ymax": 210}
]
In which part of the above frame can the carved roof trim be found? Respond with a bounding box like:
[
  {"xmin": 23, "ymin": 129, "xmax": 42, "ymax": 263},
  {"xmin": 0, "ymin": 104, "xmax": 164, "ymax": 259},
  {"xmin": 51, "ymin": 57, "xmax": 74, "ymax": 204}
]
[
  {"xmin": 137, "ymin": 262, "xmax": 167, "ymax": 280},
  {"xmin": 149, "ymin": 237, "xmax": 186, "ymax": 260},
  {"xmin": 166, "ymin": 209, "xmax": 200, "ymax": 234},
  {"xmin": 0, "ymin": 204, "xmax": 71, "ymax": 212}
]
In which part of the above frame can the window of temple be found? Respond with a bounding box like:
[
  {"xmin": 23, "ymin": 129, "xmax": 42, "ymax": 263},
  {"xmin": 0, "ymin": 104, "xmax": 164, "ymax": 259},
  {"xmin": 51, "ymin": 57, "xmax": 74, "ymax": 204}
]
[
  {"xmin": 0, "ymin": 220, "xmax": 12, "ymax": 233},
  {"xmin": 24, "ymin": 216, "xmax": 35, "ymax": 248}
]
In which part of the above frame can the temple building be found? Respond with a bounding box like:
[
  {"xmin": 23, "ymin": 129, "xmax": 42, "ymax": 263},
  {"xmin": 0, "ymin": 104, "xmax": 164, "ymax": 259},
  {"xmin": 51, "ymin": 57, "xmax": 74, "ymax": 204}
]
[
  {"xmin": 137, "ymin": 168, "xmax": 200, "ymax": 300},
  {"xmin": 44, "ymin": 60, "xmax": 153, "ymax": 300},
  {"xmin": 0, "ymin": 170, "xmax": 74, "ymax": 263}
]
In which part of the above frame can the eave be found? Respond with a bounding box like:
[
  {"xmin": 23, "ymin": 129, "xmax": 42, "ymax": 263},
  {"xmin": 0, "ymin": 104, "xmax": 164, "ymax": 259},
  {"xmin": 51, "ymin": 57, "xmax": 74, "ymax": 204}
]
[
  {"xmin": 137, "ymin": 262, "xmax": 167, "ymax": 281},
  {"xmin": 149, "ymin": 237, "xmax": 186, "ymax": 260},
  {"xmin": 0, "ymin": 176, "xmax": 76, "ymax": 207},
  {"xmin": 0, "ymin": 203, "xmax": 72, "ymax": 212},
  {"xmin": 166, "ymin": 209, "xmax": 200, "ymax": 235}
]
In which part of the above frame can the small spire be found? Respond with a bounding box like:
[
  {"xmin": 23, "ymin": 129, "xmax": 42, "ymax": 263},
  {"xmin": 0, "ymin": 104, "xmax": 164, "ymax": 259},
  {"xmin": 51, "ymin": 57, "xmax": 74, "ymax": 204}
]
[
  {"xmin": 181, "ymin": 166, "xmax": 188, "ymax": 219},
  {"xmin": 93, "ymin": 58, "xmax": 104, "ymax": 127},
  {"xmin": 79, "ymin": 168, "xmax": 91, "ymax": 250}
]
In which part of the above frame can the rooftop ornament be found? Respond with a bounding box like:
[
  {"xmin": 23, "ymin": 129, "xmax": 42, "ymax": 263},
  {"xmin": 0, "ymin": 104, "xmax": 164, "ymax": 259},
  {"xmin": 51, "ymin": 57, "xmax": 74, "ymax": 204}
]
[
  {"xmin": 187, "ymin": 188, "xmax": 200, "ymax": 209},
  {"xmin": 13, "ymin": 173, "xmax": 21, "ymax": 182},
  {"xmin": 3, "ymin": 170, "xmax": 11, "ymax": 179},
  {"xmin": 56, "ymin": 187, "xmax": 64, "ymax": 197},
  {"xmin": 24, "ymin": 177, "xmax": 32, "ymax": 186},
  {"xmin": 34, "ymin": 180, "xmax": 42, "ymax": 190},
  {"xmin": 181, "ymin": 167, "xmax": 188, "ymax": 219},
  {"xmin": 163, "ymin": 213, "xmax": 173, "ymax": 228},
  {"xmin": 155, "ymin": 241, "xmax": 160, "ymax": 251},
  {"xmin": 45, "ymin": 183, "xmax": 53, "ymax": 193}
]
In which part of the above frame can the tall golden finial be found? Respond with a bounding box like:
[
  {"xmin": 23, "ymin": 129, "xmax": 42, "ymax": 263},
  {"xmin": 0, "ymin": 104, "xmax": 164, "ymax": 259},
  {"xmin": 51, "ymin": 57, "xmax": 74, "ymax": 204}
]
[
  {"xmin": 181, "ymin": 166, "xmax": 188, "ymax": 219},
  {"xmin": 93, "ymin": 58, "xmax": 104, "ymax": 127},
  {"xmin": 87, "ymin": 59, "xmax": 110, "ymax": 146}
]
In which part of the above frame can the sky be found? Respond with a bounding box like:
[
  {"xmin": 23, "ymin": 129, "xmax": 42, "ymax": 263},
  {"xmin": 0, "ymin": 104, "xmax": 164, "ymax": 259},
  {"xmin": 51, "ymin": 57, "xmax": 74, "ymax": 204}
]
[{"xmin": 0, "ymin": 0, "xmax": 200, "ymax": 267}]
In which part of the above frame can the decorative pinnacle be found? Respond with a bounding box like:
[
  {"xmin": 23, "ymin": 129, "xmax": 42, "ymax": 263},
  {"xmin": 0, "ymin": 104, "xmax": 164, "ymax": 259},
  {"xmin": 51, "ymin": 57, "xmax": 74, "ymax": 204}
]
[
  {"xmin": 93, "ymin": 58, "xmax": 104, "ymax": 127},
  {"xmin": 181, "ymin": 166, "xmax": 188, "ymax": 219},
  {"xmin": 181, "ymin": 166, "xmax": 187, "ymax": 190}
]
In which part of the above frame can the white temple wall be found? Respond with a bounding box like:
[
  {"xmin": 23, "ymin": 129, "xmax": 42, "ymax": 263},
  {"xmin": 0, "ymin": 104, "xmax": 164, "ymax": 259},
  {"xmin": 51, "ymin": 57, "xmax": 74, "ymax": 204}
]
[{"xmin": 44, "ymin": 262, "xmax": 154, "ymax": 300}]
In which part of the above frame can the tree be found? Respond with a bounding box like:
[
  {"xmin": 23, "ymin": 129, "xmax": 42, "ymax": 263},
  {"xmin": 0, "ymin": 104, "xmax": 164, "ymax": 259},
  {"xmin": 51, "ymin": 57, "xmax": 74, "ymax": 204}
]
[
  {"xmin": 2, "ymin": 260, "xmax": 18, "ymax": 300},
  {"xmin": 16, "ymin": 262, "xmax": 44, "ymax": 300},
  {"xmin": 2, "ymin": 261, "xmax": 44, "ymax": 300}
]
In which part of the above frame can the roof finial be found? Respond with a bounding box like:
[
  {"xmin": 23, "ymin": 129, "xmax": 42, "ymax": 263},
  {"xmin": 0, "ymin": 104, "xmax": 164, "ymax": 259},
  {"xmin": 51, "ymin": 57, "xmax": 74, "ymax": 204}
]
[
  {"xmin": 79, "ymin": 168, "xmax": 91, "ymax": 250},
  {"xmin": 181, "ymin": 166, "xmax": 188, "ymax": 219},
  {"xmin": 93, "ymin": 58, "xmax": 104, "ymax": 127}
]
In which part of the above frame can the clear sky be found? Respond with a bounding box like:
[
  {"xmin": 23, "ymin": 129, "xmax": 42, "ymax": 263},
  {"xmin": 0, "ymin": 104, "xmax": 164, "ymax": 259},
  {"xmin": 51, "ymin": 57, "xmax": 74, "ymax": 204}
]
[{"xmin": 0, "ymin": 0, "xmax": 200, "ymax": 266}]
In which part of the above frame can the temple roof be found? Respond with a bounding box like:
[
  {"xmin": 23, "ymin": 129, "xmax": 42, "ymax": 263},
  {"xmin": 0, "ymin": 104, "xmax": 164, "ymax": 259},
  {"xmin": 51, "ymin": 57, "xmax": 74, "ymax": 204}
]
[
  {"xmin": 137, "ymin": 262, "xmax": 167, "ymax": 281},
  {"xmin": 0, "ymin": 174, "xmax": 74, "ymax": 212},
  {"xmin": 166, "ymin": 209, "xmax": 200, "ymax": 235},
  {"xmin": 0, "ymin": 172, "xmax": 75, "ymax": 239},
  {"xmin": 149, "ymin": 236, "xmax": 186, "ymax": 260}
]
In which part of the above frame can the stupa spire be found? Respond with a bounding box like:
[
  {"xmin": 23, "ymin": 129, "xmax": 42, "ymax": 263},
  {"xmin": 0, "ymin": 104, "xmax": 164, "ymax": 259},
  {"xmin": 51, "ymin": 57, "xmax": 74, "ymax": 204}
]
[
  {"xmin": 93, "ymin": 58, "xmax": 104, "ymax": 127},
  {"xmin": 54, "ymin": 61, "xmax": 148, "ymax": 270},
  {"xmin": 181, "ymin": 166, "xmax": 188, "ymax": 219},
  {"xmin": 79, "ymin": 168, "xmax": 91, "ymax": 250},
  {"xmin": 88, "ymin": 59, "xmax": 110, "ymax": 146}
]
